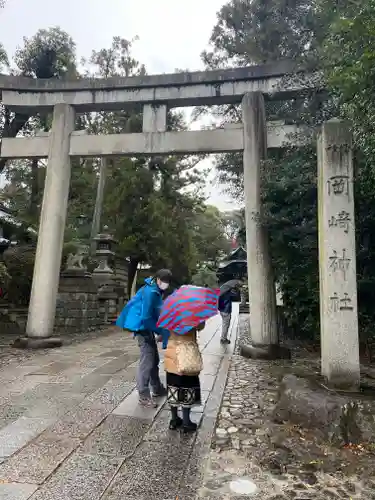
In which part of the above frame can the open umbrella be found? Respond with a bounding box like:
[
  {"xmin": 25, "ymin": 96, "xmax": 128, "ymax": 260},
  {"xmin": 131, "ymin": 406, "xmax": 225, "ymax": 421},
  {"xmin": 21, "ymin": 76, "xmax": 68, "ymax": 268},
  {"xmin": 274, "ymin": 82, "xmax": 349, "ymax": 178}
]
[
  {"xmin": 157, "ymin": 285, "xmax": 220, "ymax": 335},
  {"xmin": 219, "ymin": 279, "xmax": 242, "ymax": 296}
]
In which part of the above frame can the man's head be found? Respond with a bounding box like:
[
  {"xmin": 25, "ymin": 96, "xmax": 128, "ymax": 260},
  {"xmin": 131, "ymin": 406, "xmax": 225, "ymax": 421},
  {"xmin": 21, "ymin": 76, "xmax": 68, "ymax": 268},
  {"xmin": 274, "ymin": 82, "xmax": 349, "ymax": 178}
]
[{"xmin": 155, "ymin": 269, "xmax": 172, "ymax": 291}]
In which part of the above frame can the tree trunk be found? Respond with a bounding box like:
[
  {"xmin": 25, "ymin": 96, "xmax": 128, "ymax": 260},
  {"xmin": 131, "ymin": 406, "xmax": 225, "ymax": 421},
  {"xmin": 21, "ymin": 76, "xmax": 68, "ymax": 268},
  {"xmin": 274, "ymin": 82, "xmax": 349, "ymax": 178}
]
[
  {"xmin": 30, "ymin": 159, "xmax": 39, "ymax": 218},
  {"xmin": 90, "ymin": 158, "xmax": 107, "ymax": 254},
  {"xmin": 127, "ymin": 258, "xmax": 139, "ymax": 298}
]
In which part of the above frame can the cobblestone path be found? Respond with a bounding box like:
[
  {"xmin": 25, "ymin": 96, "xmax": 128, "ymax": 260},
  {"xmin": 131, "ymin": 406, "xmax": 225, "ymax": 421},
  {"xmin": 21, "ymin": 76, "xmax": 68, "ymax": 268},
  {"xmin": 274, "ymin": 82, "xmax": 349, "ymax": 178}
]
[{"xmin": 199, "ymin": 315, "xmax": 375, "ymax": 499}]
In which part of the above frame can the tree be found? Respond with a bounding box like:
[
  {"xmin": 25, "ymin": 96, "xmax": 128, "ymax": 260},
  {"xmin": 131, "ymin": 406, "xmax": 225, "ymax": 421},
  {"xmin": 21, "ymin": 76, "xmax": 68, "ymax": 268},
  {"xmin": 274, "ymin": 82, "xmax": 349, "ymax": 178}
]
[
  {"xmin": 203, "ymin": 0, "xmax": 375, "ymax": 343},
  {"xmin": 191, "ymin": 268, "xmax": 218, "ymax": 288},
  {"xmin": 202, "ymin": 0, "xmax": 320, "ymax": 67},
  {"xmin": 14, "ymin": 27, "xmax": 77, "ymax": 79},
  {"xmin": 262, "ymin": 147, "xmax": 320, "ymax": 339},
  {"xmin": 321, "ymin": 0, "xmax": 375, "ymax": 159},
  {"xmin": 0, "ymin": 33, "xmax": 228, "ymax": 301},
  {"xmin": 0, "ymin": 27, "xmax": 80, "ymax": 228},
  {"xmin": 0, "ymin": 27, "xmax": 78, "ymax": 183},
  {"xmin": 81, "ymin": 37, "xmax": 212, "ymax": 291},
  {"xmin": 191, "ymin": 204, "xmax": 230, "ymax": 267},
  {"xmin": 200, "ymin": 0, "xmax": 332, "ymax": 341},
  {"xmin": 223, "ymin": 209, "xmax": 246, "ymax": 246},
  {"xmin": 320, "ymin": 0, "xmax": 375, "ymax": 340}
]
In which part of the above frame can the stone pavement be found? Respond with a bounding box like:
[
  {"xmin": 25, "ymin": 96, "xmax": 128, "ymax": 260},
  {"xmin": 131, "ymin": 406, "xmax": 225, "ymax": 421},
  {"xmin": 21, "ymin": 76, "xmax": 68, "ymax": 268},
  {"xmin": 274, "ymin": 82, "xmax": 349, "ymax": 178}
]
[
  {"xmin": 0, "ymin": 309, "xmax": 238, "ymax": 500},
  {"xmin": 199, "ymin": 315, "xmax": 375, "ymax": 499}
]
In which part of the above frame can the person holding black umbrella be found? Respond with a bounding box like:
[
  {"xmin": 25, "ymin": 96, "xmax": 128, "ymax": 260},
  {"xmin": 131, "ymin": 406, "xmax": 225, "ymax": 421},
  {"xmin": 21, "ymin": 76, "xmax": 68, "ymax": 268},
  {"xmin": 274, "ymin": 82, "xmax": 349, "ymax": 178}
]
[{"xmin": 218, "ymin": 279, "xmax": 242, "ymax": 344}]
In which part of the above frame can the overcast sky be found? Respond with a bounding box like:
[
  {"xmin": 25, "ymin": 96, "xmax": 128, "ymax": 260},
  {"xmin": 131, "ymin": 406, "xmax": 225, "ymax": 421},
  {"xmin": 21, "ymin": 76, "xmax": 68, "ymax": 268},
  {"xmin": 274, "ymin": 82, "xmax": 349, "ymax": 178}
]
[{"xmin": 0, "ymin": 0, "xmax": 240, "ymax": 211}]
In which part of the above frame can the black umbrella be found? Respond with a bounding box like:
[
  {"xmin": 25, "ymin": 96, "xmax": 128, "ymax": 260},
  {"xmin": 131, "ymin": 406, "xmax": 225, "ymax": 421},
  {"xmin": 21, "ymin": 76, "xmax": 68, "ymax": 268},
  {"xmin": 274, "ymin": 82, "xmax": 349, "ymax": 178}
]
[{"xmin": 219, "ymin": 279, "xmax": 242, "ymax": 296}]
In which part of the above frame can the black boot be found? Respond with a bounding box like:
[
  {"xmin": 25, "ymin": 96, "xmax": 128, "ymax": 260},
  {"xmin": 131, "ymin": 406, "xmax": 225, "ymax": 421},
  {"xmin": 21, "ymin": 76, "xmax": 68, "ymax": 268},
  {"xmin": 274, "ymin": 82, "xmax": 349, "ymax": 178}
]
[
  {"xmin": 182, "ymin": 407, "xmax": 197, "ymax": 433},
  {"xmin": 169, "ymin": 406, "xmax": 183, "ymax": 430}
]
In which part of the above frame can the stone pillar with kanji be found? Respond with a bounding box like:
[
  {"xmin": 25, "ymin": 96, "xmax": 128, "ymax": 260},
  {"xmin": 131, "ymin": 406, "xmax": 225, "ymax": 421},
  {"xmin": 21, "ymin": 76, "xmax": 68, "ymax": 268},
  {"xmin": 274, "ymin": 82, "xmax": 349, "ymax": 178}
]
[{"xmin": 317, "ymin": 119, "xmax": 360, "ymax": 390}]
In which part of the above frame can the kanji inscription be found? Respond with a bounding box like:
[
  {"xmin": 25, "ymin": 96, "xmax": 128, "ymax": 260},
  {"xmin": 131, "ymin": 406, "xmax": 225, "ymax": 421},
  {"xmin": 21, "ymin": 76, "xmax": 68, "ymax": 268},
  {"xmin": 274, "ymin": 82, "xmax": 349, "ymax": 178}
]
[
  {"xmin": 329, "ymin": 292, "xmax": 354, "ymax": 313},
  {"xmin": 328, "ymin": 210, "xmax": 351, "ymax": 234},
  {"xmin": 329, "ymin": 249, "xmax": 351, "ymax": 280},
  {"xmin": 327, "ymin": 175, "xmax": 350, "ymax": 197}
]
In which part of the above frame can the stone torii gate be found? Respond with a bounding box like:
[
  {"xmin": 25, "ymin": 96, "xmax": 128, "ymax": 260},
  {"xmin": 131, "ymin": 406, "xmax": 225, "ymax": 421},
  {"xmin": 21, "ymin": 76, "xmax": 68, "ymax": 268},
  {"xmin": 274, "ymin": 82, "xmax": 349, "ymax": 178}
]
[{"xmin": 0, "ymin": 60, "xmax": 359, "ymax": 389}]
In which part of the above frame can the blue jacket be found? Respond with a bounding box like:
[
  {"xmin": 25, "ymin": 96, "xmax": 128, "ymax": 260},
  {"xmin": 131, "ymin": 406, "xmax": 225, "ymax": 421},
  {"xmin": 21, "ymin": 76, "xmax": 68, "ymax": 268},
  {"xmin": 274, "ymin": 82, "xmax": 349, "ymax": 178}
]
[
  {"xmin": 218, "ymin": 290, "xmax": 233, "ymax": 314},
  {"xmin": 116, "ymin": 277, "xmax": 170, "ymax": 348}
]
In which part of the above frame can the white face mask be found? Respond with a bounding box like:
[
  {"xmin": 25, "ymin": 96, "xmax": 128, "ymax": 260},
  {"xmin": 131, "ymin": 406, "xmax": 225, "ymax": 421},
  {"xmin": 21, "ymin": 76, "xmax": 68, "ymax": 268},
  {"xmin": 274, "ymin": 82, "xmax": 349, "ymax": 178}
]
[{"xmin": 158, "ymin": 281, "xmax": 169, "ymax": 291}]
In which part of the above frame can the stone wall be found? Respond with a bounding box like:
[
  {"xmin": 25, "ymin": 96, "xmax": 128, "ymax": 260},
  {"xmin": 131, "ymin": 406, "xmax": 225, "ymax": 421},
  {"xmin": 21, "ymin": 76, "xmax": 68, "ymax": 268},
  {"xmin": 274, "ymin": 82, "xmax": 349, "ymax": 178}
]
[
  {"xmin": 1, "ymin": 257, "xmax": 129, "ymax": 336},
  {"xmin": 54, "ymin": 260, "xmax": 129, "ymax": 334},
  {"xmin": 54, "ymin": 273, "xmax": 102, "ymax": 334}
]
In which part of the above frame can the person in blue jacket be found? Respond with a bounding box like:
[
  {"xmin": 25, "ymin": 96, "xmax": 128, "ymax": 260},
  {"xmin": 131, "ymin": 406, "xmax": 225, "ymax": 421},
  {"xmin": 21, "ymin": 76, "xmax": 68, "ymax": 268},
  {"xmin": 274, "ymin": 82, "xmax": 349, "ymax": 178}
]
[{"xmin": 116, "ymin": 269, "xmax": 172, "ymax": 408}]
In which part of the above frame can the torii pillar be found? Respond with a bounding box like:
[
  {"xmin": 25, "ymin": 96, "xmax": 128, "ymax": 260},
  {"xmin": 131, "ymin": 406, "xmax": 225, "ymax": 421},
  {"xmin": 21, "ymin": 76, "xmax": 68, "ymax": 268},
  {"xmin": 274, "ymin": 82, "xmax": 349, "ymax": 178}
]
[
  {"xmin": 16, "ymin": 104, "xmax": 74, "ymax": 348},
  {"xmin": 242, "ymin": 92, "xmax": 278, "ymax": 352}
]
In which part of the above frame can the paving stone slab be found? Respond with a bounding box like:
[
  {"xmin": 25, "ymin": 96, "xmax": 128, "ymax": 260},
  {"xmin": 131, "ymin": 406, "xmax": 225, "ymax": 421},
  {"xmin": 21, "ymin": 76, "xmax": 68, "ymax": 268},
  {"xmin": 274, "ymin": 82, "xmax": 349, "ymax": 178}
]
[
  {"xmin": 82, "ymin": 415, "xmax": 150, "ymax": 456},
  {"xmin": 30, "ymin": 362, "xmax": 71, "ymax": 376},
  {"xmin": 23, "ymin": 393, "xmax": 84, "ymax": 419},
  {"xmin": 67, "ymin": 373, "xmax": 112, "ymax": 395},
  {"xmin": 112, "ymin": 364, "xmax": 138, "ymax": 382},
  {"xmin": 204, "ymin": 358, "xmax": 231, "ymax": 419},
  {"xmin": 0, "ymin": 432, "xmax": 80, "ymax": 484},
  {"xmin": 144, "ymin": 409, "xmax": 202, "ymax": 444},
  {"xmin": 0, "ymin": 417, "xmax": 55, "ymax": 459},
  {"xmin": 85, "ymin": 380, "xmax": 135, "ymax": 409},
  {"xmin": 78, "ymin": 357, "xmax": 117, "ymax": 371},
  {"xmin": 190, "ymin": 390, "xmax": 210, "ymax": 414},
  {"xmin": 113, "ymin": 389, "xmax": 164, "ymax": 420},
  {"xmin": 13, "ymin": 383, "xmax": 84, "ymax": 406},
  {"xmin": 102, "ymin": 441, "xmax": 192, "ymax": 500},
  {"xmin": 47, "ymin": 405, "xmax": 109, "ymax": 440},
  {"xmin": 177, "ymin": 417, "xmax": 216, "ymax": 498},
  {"xmin": 28, "ymin": 453, "xmax": 122, "ymax": 500},
  {"xmin": 53, "ymin": 366, "xmax": 96, "ymax": 379},
  {"xmin": 99, "ymin": 350, "xmax": 127, "ymax": 358},
  {"xmin": 200, "ymin": 374, "xmax": 216, "ymax": 392},
  {"xmin": 201, "ymin": 355, "xmax": 223, "ymax": 374},
  {"xmin": 201, "ymin": 366, "xmax": 221, "ymax": 376},
  {"xmin": 0, "ymin": 376, "xmax": 52, "ymax": 400},
  {"xmin": 92, "ymin": 357, "xmax": 129, "ymax": 375},
  {"xmin": 0, "ymin": 366, "xmax": 46, "ymax": 383},
  {"xmin": 0, "ymin": 403, "xmax": 28, "ymax": 430},
  {"xmin": 0, "ymin": 483, "xmax": 38, "ymax": 500}
]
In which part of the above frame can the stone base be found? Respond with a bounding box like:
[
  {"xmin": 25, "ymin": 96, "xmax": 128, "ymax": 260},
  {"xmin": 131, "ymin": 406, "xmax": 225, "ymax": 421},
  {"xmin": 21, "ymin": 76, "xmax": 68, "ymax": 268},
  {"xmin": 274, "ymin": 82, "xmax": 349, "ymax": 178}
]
[
  {"xmin": 61, "ymin": 268, "xmax": 91, "ymax": 278},
  {"xmin": 13, "ymin": 336, "xmax": 63, "ymax": 349},
  {"xmin": 273, "ymin": 374, "xmax": 375, "ymax": 445},
  {"xmin": 240, "ymin": 343, "xmax": 291, "ymax": 360}
]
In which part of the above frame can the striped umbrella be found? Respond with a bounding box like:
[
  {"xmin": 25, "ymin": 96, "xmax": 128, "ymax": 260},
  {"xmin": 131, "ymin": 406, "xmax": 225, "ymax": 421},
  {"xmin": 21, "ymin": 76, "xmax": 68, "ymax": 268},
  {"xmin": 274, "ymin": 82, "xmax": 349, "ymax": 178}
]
[{"xmin": 157, "ymin": 285, "xmax": 220, "ymax": 335}]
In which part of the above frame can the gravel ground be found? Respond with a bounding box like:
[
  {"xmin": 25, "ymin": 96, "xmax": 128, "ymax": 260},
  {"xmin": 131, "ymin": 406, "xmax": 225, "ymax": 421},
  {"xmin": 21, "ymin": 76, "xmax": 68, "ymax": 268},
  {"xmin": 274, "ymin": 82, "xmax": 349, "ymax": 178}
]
[{"xmin": 198, "ymin": 314, "xmax": 375, "ymax": 499}]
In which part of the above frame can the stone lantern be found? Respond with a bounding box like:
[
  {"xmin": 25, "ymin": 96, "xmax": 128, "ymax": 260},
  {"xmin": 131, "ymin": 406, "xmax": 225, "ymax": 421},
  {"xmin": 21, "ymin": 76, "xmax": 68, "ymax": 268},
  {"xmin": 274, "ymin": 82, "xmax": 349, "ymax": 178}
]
[
  {"xmin": 92, "ymin": 226, "xmax": 117, "ymax": 283},
  {"xmin": 92, "ymin": 227, "xmax": 119, "ymax": 324}
]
